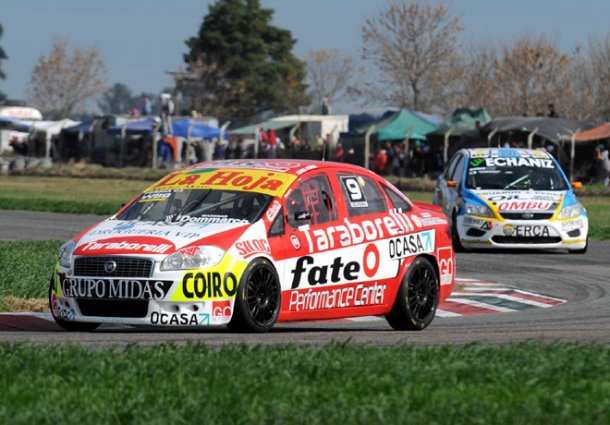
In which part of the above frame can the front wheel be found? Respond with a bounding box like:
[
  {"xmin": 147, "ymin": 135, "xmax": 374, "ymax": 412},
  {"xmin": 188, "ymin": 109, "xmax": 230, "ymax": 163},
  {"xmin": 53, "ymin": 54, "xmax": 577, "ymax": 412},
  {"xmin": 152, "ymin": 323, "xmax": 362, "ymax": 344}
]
[
  {"xmin": 227, "ymin": 259, "xmax": 281, "ymax": 333},
  {"xmin": 451, "ymin": 211, "xmax": 465, "ymax": 252},
  {"xmin": 49, "ymin": 276, "xmax": 100, "ymax": 332},
  {"xmin": 385, "ymin": 257, "xmax": 439, "ymax": 331}
]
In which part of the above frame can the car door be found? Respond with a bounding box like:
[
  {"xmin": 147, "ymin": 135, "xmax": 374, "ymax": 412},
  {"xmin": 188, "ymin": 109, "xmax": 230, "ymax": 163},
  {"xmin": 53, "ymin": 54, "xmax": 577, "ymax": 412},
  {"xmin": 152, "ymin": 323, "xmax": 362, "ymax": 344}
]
[{"xmin": 438, "ymin": 153, "xmax": 465, "ymax": 222}]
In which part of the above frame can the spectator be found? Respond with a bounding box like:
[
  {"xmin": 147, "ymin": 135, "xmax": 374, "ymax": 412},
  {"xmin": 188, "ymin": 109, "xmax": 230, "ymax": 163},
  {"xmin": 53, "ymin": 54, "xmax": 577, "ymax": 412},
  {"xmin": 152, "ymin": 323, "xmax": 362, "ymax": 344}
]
[
  {"xmin": 268, "ymin": 129, "xmax": 277, "ymax": 158},
  {"xmin": 142, "ymin": 96, "xmax": 152, "ymax": 115},
  {"xmin": 391, "ymin": 143, "xmax": 405, "ymax": 177},
  {"xmin": 374, "ymin": 146, "xmax": 388, "ymax": 174},
  {"xmin": 321, "ymin": 97, "xmax": 332, "ymax": 115},
  {"xmin": 547, "ymin": 103, "xmax": 559, "ymax": 118},
  {"xmin": 594, "ymin": 143, "xmax": 610, "ymax": 186},
  {"xmin": 333, "ymin": 142, "xmax": 345, "ymax": 162}
]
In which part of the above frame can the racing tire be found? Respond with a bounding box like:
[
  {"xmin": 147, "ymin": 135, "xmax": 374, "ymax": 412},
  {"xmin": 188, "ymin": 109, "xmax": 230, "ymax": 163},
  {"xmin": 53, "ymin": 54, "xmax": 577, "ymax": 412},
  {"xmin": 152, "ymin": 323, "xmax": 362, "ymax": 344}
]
[
  {"xmin": 451, "ymin": 211, "xmax": 465, "ymax": 252},
  {"xmin": 385, "ymin": 257, "xmax": 439, "ymax": 331},
  {"xmin": 48, "ymin": 276, "xmax": 100, "ymax": 332},
  {"xmin": 227, "ymin": 258, "xmax": 281, "ymax": 333}
]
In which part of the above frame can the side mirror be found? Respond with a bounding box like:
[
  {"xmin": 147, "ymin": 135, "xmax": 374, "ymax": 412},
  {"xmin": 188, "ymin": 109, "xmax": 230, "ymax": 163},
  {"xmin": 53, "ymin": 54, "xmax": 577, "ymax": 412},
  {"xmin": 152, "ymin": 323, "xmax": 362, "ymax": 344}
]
[
  {"xmin": 294, "ymin": 211, "xmax": 311, "ymax": 221},
  {"xmin": 572, "ymin": 181, "xmax": 583, "ymax": 190},
  {"xmin": 447, "ymin": 180, "xmax": 457, "ymax": 188}
]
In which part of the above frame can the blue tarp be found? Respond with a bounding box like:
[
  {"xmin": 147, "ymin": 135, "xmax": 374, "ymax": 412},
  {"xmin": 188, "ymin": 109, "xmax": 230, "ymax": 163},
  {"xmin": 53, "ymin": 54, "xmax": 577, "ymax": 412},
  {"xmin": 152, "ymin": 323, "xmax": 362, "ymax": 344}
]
[
  {"xmin": 106, "ymin": 117, "xmax": 226, "ymax": 139},
  {"xmin": 62, "ymin": 121, "xmax": 98, "ymax": 136},
  {"xmin": 0, "ymin": 116, "xmax": 32, "ymax": 132}
]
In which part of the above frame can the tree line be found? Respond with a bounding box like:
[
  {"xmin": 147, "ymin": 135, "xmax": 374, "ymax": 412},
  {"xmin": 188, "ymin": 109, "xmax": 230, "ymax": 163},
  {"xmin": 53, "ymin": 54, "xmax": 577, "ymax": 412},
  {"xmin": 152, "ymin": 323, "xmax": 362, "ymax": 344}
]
[{"xmin": 2, "ymin": 1, "xmax": 610, "ymax": 124}]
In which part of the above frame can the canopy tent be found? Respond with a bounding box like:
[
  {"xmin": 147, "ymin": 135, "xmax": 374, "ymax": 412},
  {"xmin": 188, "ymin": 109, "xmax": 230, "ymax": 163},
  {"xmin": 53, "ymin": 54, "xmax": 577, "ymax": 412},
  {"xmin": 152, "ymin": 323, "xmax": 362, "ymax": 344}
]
[
  {"xmin": 571, "ymin": 123, "xmax": 610, "ymax": 142},
  {"xmin": 428, "ymin": 107, "xmax": 492, "ymax": 137},
  {"xmin": 230, "ymin": 119, "xmax": 298, "ymax": 135},
  {"xmin": 0, "ymin": 116, "xmax": 33, "ymax": 132},
  {"xmin": 482, "ymin": 116, "xmax": 586, "ymax": 144},
  {"xmin": 62, "ymin": 121, "xmax": 98, "ymax": 136},
  {"xmin": 355, "ymin": 109, "xmax": 440, "ymax": 141}
]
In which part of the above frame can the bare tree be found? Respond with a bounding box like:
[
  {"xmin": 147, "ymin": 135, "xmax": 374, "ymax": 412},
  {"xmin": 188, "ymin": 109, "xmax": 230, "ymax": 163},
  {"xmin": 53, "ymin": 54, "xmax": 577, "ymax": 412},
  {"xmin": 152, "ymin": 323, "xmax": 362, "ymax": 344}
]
[
  {"xmin": 457, "ymin": 43, "xmax": 500, "ymax": 114},
  {"xmin": 173, "ymin": 55, "xmax": 246, "ymax": 121},
  {"xmin": 27, "ymin": 39, "xmax": 107, "ymax": 118},
  {"xmin": 493, "ymin": 35, "xmax": 570, "ymax": 116},
  {"xmin": 359, "ymin": 1, "xmax": 463, "ymax": 110},
  {"xmin": 586, "ymin": 33, "xmax": 610, "ymax": 121},
  {"xmin": 305, "ymin": 49, "xmax": 357, "ymax": 111}
]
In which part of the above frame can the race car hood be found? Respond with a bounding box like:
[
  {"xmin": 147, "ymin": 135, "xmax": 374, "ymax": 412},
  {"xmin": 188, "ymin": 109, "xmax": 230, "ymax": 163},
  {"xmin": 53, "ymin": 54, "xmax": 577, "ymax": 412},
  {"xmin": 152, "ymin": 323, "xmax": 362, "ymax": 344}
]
[
  {"xmin": 470, "ymin": 189, "xmax": 564, "ymax": 212},
  {"xmin": 72, "ymin": 219, "xmax": 249, "ymax": 256}
]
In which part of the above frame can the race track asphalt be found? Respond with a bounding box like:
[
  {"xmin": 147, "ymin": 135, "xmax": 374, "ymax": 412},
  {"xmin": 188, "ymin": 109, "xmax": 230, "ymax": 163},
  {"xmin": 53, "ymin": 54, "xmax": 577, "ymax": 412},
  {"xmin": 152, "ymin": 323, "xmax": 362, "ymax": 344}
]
[{"xmin": 1, "ymin": 209, "xmax": 608, "ymax": 347}]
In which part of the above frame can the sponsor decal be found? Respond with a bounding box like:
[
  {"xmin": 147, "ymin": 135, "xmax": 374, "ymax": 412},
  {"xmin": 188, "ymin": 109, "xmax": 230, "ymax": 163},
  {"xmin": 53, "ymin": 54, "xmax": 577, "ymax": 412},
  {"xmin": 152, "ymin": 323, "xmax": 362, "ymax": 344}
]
[
  {"xmin": 470, "ymin": 149, "xmax": 548, "ymax": 159},
  {"xmin": 290, "ymin": 243, "xmax": 381, "ymax": 289},
  {"xmin": 340, "ymin": 176, "xmax": 368, "ymax": 208},
  {"xmin": 295, "ymin": 164, "xmax": 318, "ymax": 175},
  {"xmin": 290, "ymin": 234, "xmax": 301, "ymax": 250},
  {"xmin": 266, "ymin": 200, "xmax": 281, "ymax": 222},
  {"xmin": 485, "ymin": 192, "xmax": 559, "ymax": 202},
  {"xmin": 387, "ymin": 230, "xmax": 435, "ymax": 261},
  {"xmin": 139, "ymin": 191, "xmax": 172, "ymax": 203},
  {"xmin": 561, "ymin": 219, "xmax": 583, "ymax": 230},
  {"xmin": 411, "ymin": 215, "xmax": 423, "ymax": 228},
  {"xmin": 89, "ymin": 221, "xmax": 203, "ymax": 239},
  {"xmin": 150, "ymin": 312, "xmax": 210, "ymax": 326},
  {"xmin": 174, "ymin": 214, "xmax": 248, "ymax": 225},
  {"xmin": 289, "ymin": 282, "xmax": 387, "ymax": 312},
  {"xmin": 437, "ymin": 246, "xmax": 454, "ymax": 286},
  {"xmin": 235, "ymin": 239, "xmax": 271, "ymax": 258},
  {"xmin": 482, "ymin": 157, "xmax": 553, "ymax": 168},
  {"xmin": 212, "ymin": 300, "xmax": 232, "ymax": 317},
  {"xmin": 301, "ymin": 214, "xmax": 414, "ymax": 252},
  {"xmin": 60, "ymin": 277, "xmax": 172, "ymax": 300},
  {"xmin": 502, "ymin": 224, "xmax": 551, "ymax": 237},
  {"xmin": 76, "ymin": 236, "xmax": 174, "ymax": 255},
  {"xmin": 180, "ymin": 272, "xmax": 238, "ymax": 300},
  {"xmin": 496, "ymin": 201, "xmax": 553, "ymax": 211},
  {"xmin": 151, "ymin": 169, "xmax": 295, "ymax": 196},
  {"xmin": 192, "ymin": 160, "xmax": 303, "ymax": 173}
]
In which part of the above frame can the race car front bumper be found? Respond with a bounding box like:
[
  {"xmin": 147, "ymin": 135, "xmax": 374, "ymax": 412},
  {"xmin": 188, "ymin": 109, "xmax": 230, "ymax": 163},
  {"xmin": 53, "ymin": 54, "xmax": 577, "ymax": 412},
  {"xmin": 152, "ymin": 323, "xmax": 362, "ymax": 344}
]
[{"xmin": 456, "ymin": 214, "xmax": 588, "ymax": 251}]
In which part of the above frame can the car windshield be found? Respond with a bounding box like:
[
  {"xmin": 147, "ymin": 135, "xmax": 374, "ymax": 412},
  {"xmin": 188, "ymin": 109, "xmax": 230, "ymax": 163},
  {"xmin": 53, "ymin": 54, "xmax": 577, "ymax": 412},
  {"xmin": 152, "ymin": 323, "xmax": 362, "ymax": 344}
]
[
  {"xmin": 466, "ymin": 157, "xmax": 569, "ymax": 191},
  {"xmin": 117, "ymin": 189, "xmax": 273, "ymax": 224}
]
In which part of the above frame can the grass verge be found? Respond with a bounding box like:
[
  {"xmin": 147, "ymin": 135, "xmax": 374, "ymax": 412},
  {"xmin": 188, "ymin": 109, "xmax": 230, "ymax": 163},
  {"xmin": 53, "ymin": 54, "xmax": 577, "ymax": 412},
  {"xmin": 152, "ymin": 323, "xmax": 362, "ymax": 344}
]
[
  {"xmin": 1, "ymin": 342, "xmax": 608, "ymax": 424},
  {"xmin": 0, "ymin": 241, "xmax": 62, "ymax": 311}
]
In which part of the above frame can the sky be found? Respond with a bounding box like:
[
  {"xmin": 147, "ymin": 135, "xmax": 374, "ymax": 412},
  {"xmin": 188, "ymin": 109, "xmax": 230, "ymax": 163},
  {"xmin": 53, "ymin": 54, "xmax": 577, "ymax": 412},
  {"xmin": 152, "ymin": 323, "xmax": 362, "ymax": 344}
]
[{"xmin": 1, "ymin": 0, "xmax": 610, "ymax": 113}]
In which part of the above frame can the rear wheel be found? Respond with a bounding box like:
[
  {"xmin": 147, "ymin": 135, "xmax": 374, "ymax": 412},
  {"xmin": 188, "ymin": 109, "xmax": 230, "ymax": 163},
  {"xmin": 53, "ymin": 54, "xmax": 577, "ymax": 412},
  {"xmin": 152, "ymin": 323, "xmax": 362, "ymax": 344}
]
[
  {"xmin": 385, "ymin": 257, "xmax": 439, "ymax": 331},
  {"xmin": 228, "ymin": 259, "xmax": 281, "ymax": 333},
  {"xmin": 48, "ymin": 276, "xmax": 100, "ymax": 332}
]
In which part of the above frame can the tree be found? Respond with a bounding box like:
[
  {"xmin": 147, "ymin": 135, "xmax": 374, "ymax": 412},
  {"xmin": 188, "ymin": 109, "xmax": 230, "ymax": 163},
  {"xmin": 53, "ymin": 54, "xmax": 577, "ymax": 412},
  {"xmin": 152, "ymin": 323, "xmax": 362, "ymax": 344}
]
[
  {"xmin": 184, "ymin": 0, "xmax": 309, "ymax": 122},
  {"xmin": 586, "ymin": 34, "xmax": 610, "ymax": 121},
  {"xmin": 0, "ymin": 23, "xmax": 8, "ymax": 101},
  {"xmin": 493, "ymin": 35, "xmax": 570, "ymax": 116},
  {"xmin": 174, "ymin": 56, "xmax": 246, "ymax": 119},
  {"xmin": 359, "ymin": 1, "xmax": 463, "ymax": 110},
  {"xmin": 455, "ymin": 43, "xmax": 499, "ymax": 114},
  {"xmin": 98, "ymin": 83, "xmax": 133, "ymax": 115},
  {"xmin": 27, "ymin": 38, "xmax": 107, "ymax": 118},
  {"xmin": 305, "ymin": 49, "xmax": 358, "ymax": 112}
]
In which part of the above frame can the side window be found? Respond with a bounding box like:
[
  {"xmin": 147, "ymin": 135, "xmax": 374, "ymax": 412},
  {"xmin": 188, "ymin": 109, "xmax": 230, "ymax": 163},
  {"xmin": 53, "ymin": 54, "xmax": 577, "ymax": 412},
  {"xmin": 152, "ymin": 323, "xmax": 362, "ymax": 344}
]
[
  {"xmin": 451, "ymin": 155, "xmax": 466, "ymax": 183},
  {"xmin": 268, "ymin": 207, "xmax": 285, "ymax": 237},
  {"xmin": 339, "ymin": 174, "xmax": 387, "ymax": 217},
  {"xmin": 382, "ymin": 185, "xmax": 412, "ymax": 213},
  {"xmin": 445, "ymin": 154, "xmax": 460, "ymax": 180},
  {"xmin": 286, "ymin": 175, "xmax": 336, "ymax": 228}
]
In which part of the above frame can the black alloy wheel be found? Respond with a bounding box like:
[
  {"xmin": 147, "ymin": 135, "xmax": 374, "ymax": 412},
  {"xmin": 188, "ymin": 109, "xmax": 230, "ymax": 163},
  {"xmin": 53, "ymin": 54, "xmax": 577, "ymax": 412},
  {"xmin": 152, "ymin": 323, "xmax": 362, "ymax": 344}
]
[
  {"xmin": 228, "ymin": 259, "xmax": 281, "ymax": 332},
  {"xmin": 385, "ymin": 257, "xmax": 439, "ymax": 331}
]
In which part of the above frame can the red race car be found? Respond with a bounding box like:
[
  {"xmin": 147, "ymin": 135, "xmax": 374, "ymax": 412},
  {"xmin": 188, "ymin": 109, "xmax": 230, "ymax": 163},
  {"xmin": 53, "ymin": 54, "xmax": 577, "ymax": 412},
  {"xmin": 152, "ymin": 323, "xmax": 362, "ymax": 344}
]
[{"xmin": 50, "ymin": 159, "xmax": 455, "ymax": 332}]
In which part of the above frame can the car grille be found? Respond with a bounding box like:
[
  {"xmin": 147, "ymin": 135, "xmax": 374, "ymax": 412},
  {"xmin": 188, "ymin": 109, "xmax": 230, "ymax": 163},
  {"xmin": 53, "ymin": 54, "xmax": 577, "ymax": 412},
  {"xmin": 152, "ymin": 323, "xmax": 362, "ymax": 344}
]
[
  {"xmin": 499, "ymin": 212, "xmax": 554, "ymax": 220},
  {"xmin": 492, "ymin": 236, "xmax": 561, "ymax": 244},
  {"xmin": 74, "ymin": 256, "xmax": 154, "ymax": 278},
  {"xmin": 77, "ymin": 299, "xmax": 149, "ymax": 318}
]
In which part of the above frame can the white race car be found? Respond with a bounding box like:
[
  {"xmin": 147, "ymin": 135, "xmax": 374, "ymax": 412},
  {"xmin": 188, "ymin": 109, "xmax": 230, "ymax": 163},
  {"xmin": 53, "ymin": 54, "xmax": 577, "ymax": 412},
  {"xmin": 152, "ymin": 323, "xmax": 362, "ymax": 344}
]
[{"xmin": 434, "ymin": 148, "xmax": 588, "ymax": 253}]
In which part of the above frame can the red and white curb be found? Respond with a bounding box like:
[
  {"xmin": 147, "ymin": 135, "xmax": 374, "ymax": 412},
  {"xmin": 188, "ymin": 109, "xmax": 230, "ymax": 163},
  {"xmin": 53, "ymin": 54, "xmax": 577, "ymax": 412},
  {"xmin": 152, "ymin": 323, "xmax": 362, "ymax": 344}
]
[{"xmin": 437, "ymin": 278, "xmax": 566, "ymax": 317}]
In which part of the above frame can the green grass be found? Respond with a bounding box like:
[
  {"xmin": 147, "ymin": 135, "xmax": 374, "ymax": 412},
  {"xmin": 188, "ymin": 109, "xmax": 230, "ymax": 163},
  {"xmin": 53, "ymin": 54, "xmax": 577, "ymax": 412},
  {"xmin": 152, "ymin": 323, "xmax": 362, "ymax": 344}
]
[
  {"xmin": 0, "ymin": 342, "xmax": 608, "ymax": 424},
  {"xmin": 0, "ymin": 241, "xmax": 62, "ymax": 310},
  {"xmin": 0, "ymin": 176, "xmax": 149, "ymax": 215}
]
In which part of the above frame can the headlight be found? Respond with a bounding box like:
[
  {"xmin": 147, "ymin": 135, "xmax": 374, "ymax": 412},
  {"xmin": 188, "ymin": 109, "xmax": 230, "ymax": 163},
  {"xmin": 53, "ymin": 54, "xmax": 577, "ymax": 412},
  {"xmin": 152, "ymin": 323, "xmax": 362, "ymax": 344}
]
[
  {"xmin": 58, "ymin": 240, "xmax": 76, "ymax": 268},
  {"xmin": 465, "ymin": 202, "xmax": 494, "ymax": 218},
  {"xmin": 558, "ymin": 203, "xmax": 583, "ymax": 220},
  {"xmin": 161, "ymin": 246, "xmax": 225, "ymax": 271}
]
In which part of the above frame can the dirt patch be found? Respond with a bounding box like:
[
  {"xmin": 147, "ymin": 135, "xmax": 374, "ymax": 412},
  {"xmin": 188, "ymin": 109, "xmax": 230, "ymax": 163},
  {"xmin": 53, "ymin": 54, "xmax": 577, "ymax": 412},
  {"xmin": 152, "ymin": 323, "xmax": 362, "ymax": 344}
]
[{"xmin": 3, "ymin": 296, "xmax": 49, "ymax": 312}]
